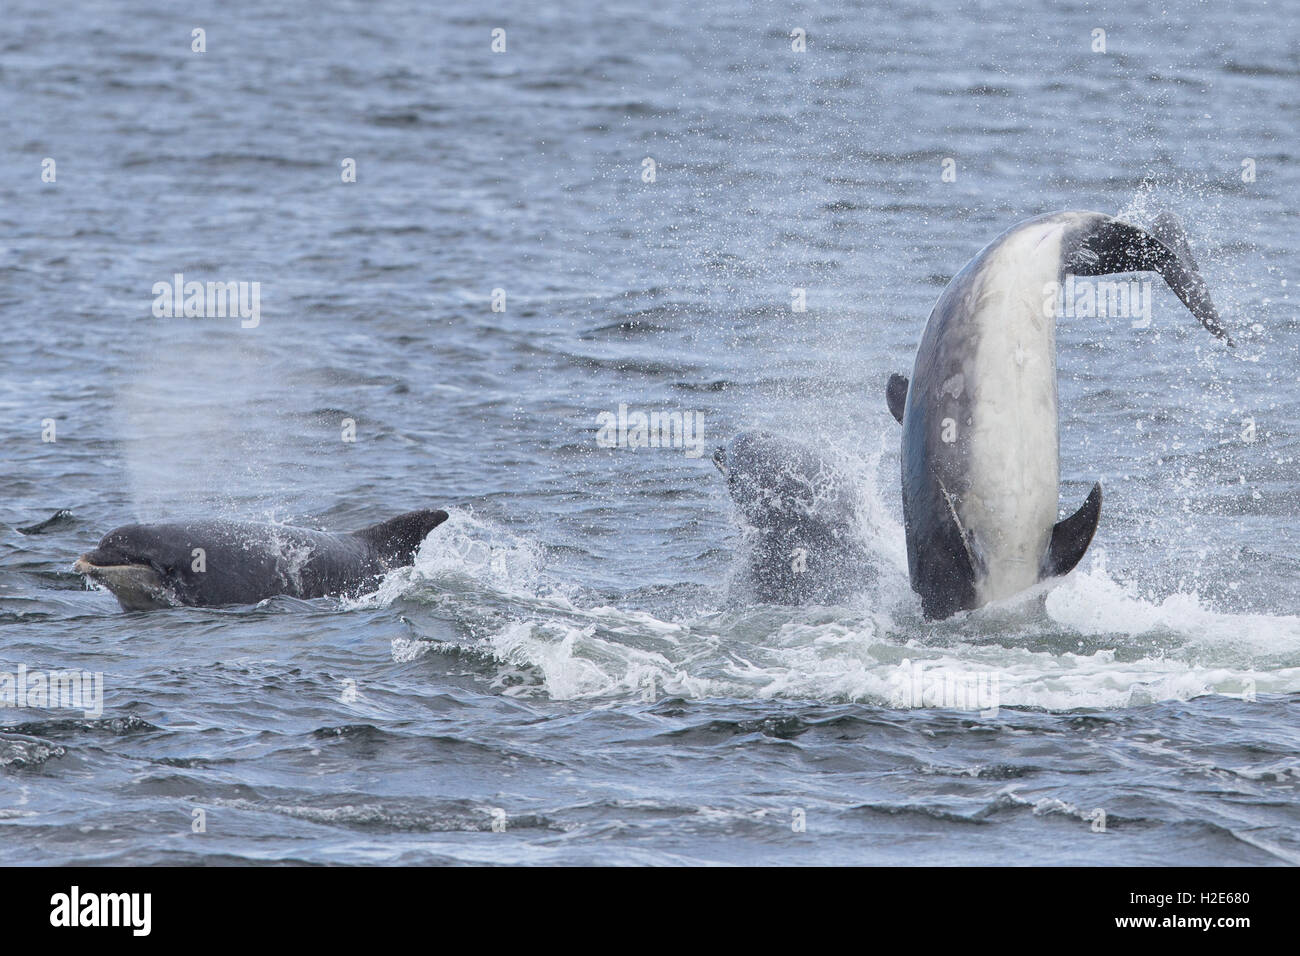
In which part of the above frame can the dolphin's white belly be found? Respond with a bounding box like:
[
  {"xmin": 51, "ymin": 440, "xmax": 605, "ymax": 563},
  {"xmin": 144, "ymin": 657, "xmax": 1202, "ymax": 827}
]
[{"xmin": 958, "ymin": 224, "xmax": 1063, "ymax": 604}]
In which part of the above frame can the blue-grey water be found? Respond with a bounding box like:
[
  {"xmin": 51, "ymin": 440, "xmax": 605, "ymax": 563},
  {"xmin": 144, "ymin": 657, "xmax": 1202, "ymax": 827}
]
[{"xmin": 1, "ymin": 0, "xmax": 1297, "ymax": 865}]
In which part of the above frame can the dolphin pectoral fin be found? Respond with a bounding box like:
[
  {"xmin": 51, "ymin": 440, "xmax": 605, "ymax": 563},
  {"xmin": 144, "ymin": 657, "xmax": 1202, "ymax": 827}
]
[
  {"xmin": 1073, "ymin": 216, "xmax": 1233, "ymax": 346},
  {"xmin": 1045, "ymin": 482, "xmax": 1102, "ymax": 578},
  {"xmin": 886, "ymin": 373, "xmax": 908, "ymax": 424}
]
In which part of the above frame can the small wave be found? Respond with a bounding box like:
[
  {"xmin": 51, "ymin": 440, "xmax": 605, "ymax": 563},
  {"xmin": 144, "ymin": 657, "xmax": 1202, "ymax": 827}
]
[
  {"xmin": 0, "ymin": 715, "xmax": 157, "ymax": 737},
  {"xmin": 404, "ymin": 565, "xmax": 1300, "ymax": 711},
  {"xmin": 359, "ymin": 460, "xmax": 1300, "ymax": 713},
  {"xmin": 0, "ymin": 734, "xmax": 68, "ymax": 769},
  {"xmin": 349, "ymin": 509, "xmax": 551, "ymax": 611}
]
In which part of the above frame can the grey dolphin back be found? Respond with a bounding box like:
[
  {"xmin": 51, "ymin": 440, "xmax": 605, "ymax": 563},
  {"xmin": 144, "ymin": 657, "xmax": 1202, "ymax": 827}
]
[
  {"xmin": 166, "ymin": 521, "xmax": 375, "ymax": 604},
  {"xmin": 903, "ymin": 475, "xmax": 978, "ymax": 620}
]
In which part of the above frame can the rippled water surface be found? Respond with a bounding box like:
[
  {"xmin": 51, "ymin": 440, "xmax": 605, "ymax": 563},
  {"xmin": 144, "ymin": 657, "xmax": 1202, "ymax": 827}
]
[{"xmin": 1, "ymin": 0, "xmax": 1297, "ymax": 864}]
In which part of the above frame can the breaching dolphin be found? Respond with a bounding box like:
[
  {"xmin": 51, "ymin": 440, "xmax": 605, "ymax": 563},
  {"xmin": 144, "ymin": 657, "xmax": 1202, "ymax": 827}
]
[
  {"xmin": 713, "ymin": 430, "xmax": 872, "ymax": 605},
  {"xmin": 886, "ymin": 210, "xmax": 1232, "ymax": 620},
  {"xmin": 74, "ymin": 510, "xmax": 448, "ymax": 610}
]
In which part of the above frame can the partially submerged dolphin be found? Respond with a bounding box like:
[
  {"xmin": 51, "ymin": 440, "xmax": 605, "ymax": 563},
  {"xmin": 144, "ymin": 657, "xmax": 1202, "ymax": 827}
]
[
  {"xmin": 75, "ymin": 510, "xmax": 448, "ymax": 610},
  {"xmin": 887, "ymin": 210, "xmax": 1232, "ymax": 620},
  {"xmin": 713, "ymin": 431, "xmax": 872, "ymax": 605}
]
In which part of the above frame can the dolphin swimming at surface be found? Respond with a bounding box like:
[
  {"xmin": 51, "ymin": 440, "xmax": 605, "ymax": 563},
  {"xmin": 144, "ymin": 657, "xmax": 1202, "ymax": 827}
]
[{"xmin": 75, "ymin": 510, "xmax": 449, "ymax": 610}]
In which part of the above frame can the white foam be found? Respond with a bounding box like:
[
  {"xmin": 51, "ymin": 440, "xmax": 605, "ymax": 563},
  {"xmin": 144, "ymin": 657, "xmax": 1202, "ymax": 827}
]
[
  {"xmin": 1046, "ymin": 565, "xmax": 1300, "ymax": 658},
  {"xmin": 346, "ymin": 509, "xmax": 550, "ymax": 610},
  {"xmin": 354, "ymin": 497, "xmax": 1300, "ymax": 712}
]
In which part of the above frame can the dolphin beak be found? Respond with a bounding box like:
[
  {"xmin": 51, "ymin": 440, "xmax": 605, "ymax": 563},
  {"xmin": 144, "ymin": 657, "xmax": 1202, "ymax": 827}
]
[
  {"xmin": 73, "ymin": 551, "xmax": 143, "ymax": 582},
  {"xmin": 712, "ymin": 446, "xmax": 727, "ymax": 476},
  {"xmin": 74, "ymin": 548, "xmax": 124, "ymax": 575},
  {"xmin": 73, "ymin": 553, "xmax": 175, "ymax": 610}
]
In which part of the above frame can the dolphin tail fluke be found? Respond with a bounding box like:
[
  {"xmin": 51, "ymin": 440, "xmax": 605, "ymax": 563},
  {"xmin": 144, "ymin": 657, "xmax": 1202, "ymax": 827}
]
[
  {"xmin": 1076, "ymin": 216, "xmax": 1234, "ymax": 346},
  {"xmin": 1148, "ymin": 211, "xmax": 1200, "ymax": 272},
  {"xmin": 886, "ymin": 373, "xmax": 908, "ymax": 424},
  {"xmin": 1044, "ymin": 482, "xmax": 1102, "ymax": 578}
]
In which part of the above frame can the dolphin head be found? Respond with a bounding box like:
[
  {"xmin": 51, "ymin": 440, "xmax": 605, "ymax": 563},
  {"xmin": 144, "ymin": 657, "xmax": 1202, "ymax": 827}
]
[
  {"xmin": 713, "ymin": 431, "xmax": 857, "ymax": 533},
  {"xmin": 74, "ymin": 525, "xmax": 191, "ymax": 610}
]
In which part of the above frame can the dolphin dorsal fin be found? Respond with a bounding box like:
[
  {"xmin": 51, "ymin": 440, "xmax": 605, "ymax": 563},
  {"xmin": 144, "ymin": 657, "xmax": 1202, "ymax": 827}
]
[
  {"xmin": 886, "ymin": 373, "xmax": 908, "ymax": 424},
  {"xmin": 355, "ymin": 510, "xmax": 449, "ymax": 564},
  {"xmin": 1044, "ymin": 483, "xmax": 1102, "ymax": 578}
]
